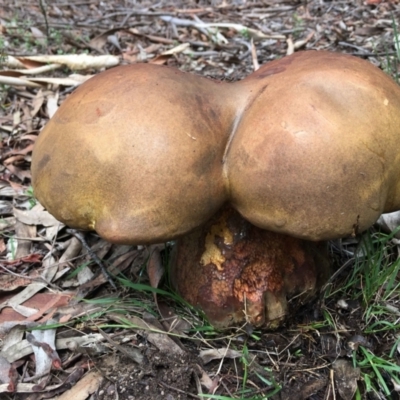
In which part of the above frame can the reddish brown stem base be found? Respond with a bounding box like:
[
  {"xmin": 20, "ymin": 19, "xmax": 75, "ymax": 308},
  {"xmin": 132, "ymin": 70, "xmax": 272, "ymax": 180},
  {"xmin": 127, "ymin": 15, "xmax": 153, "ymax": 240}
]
[{"xmin": 171, "ymin": 206, "xmax": 330, "ymax": 329}]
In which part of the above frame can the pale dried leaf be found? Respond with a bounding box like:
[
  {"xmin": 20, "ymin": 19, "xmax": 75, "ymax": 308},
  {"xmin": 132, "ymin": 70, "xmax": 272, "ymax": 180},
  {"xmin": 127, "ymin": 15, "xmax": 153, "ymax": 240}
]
[
  {"xmin": 200, "ymin": 347, "xmax": 242, "ymax": 364},
  {"xmin": 42, "ymin": 254, "xmax": 59, "ymax": 282},
  {"xmin": 109, "ymin": 313, "xmax": 185, "ymax": 356},
  {"xmin": 13, "ymin": 204, "xmax": 60, "ymax": 227},
  {"xmin": 18, "ymin": 54, "xmax": 119, "ymax": 70},
  {"xmin": 13, "ymin": 110, "xmax": 21, "ymax": 126},
  {"xmin": 336, "ymin": 299, "xmax": 349, "ymax": 310},
  {"xmin": 156, "ymin": 302, "xmax": 191, "ymax": 334},
  {"xmin": 1, "ymin": 282, "xmax": 47, "ymax": 313},
  {"xmin": 15, "ymin": 64, "xmax": 62, "ymax": 75},
  {"xmin": 286, "ymin": 37, "xmax": 295, "ymax": 55},
  {"xmin": 44, "ymin": 224, "xmax": 64, "ymax": 241},
  {"xmin": 251, "ymin": 39, "xmax": 259, "ymax": 71},
  {"xmin": 161, "ymin": 42, "xmax": 190, "ymax": 55},
  {"xmin": 77, "ymin": 265, "xmax": 94, "ymax": 285},
  {"xmin": 0, "ymin": 238, "xmax": 5, "ymax": 253},
  {"xmin": 333, "ymin": 359, "xmax": 360, "ymax": 400},
  {"xmin": 0, "ymin": 183, "xmax": 19, "ymax": 197},
  {"xmin": 77, "ymin": 249, "xmax": 137, "ymax": 289},
  {"xmin": 0, "ymin": 381, "xmax": 64, "ymax": 393},
  {"xmin": 0, "ymin": 75, "xmax": 42, "ymax": 87},
  {"xmin": 192, "ymin": 366, "xmax": 203, "ymax": 396},
  {"xmin": 383, "ymin": 303, "xmax": 400, "ymax": 316},
  {"xmin": 0, "ymin": 356, "xmax": 11, "ymax": 384},
  {"xmin": 12, "ymin": 304, "xmax": 38, "ymax": 318},
  {"xmin": 392, "ymin": 378, "xmax": 400, "ymax": 391},
  {"xmin": 31, "ymin": 320, "xmax": 58, "ymax": 375},
  {"xmin": 14, "ymin": 221, "xmax": 35, "ymax": 258},
  {"xmin": 294, "ymin": 31, "xmax": 315, "ymax": 49},
  {"xmin": 55, "ymin": 371, "xmax": 103, "ymax": 400},
  {"xmin": 0, "ymin": 339, "xmax": 33, "ymax": 363},
  {"xmin": 199, "ymin": 368, "xmax": 218, "ymax": 392},
  {"xmin": 46, "ymin": 92, "xmax": 59, "ymax": 118},
  {"xmin": 1, "ymin": 56, "xmax": 25, "ymax": 69},
  {"xmin": 0, "ymin": 320, "xmax": 37, "ymax": 340},
  {"xmin": 89, "ymin": 27, "xmax": 122, "ymax": 51},
  {"xmin": 107, "ymin": 34, "xmax": 122, "ymax": 51},
  {"xmin": 0, "ymin": 326, "xmax": 25, "ymax": 354},
  {"xmin": 148, "ymin": 329, "xmax": 185, "ymax": 356},
  {"xmin": 146, "ymin": 246, "xmax": 164, "ymax": 289},
  {"xmin": 58, "ymin": 237, "xmax": 82, "ymax": 269},
  {"xmin": 0, "ymin": 200, "xmax": 13, "ymax": 215},
  {"xmin": 30, "ymin": 27, "xmax": 46, "ymax": 45},
  {"xmin": 31, "ymin": 89, "xmax": 45, "ymax": 117},
  {"xmin": 6, "ymin": 236, "xmax": 17, "ymax": 260},
  {"xmin": 28, "ymin": 75, "xmax": 92, "ymax": 87},
  {"xmin": 31, "ymin": 331, "xmax": 52, "ymax": 375},
  {"xmin": 376, "ymin": 211, "xmax": 400, "ymax": 238}
]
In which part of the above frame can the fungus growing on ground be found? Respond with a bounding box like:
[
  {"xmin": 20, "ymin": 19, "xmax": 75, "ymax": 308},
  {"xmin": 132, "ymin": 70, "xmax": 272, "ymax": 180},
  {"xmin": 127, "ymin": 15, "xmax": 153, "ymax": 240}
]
[{"xmin": 31, "ymin": 51, "xmax": 400, "ymax": 328}]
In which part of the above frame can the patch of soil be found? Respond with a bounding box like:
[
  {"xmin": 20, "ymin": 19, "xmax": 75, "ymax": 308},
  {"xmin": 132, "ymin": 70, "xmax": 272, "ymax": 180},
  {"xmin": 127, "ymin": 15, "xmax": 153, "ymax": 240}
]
[{"xmin": 97, "ymin": 350, "xmax": 199, "ymax": 400}]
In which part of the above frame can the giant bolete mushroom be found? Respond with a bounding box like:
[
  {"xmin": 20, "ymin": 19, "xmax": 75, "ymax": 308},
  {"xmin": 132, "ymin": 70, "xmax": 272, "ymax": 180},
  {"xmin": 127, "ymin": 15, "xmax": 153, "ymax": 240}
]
[{"xmin": 31, "ymin": 51, "xmax": 400, "ymax": 328}]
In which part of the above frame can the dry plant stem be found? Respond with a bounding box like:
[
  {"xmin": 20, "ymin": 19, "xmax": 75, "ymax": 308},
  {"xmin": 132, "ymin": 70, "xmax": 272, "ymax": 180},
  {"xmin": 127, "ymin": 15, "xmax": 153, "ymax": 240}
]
[
  {"xmin": 158, "ymin": 381, "xmax": 200, "ymax": 399},
  {"xmin": 320, "ymin": 256, "xmax": 357, "ymax": 293},
  {"xmin": 38, "ymin": 0, "xmax": 50, "ymax": 38},
  {"xmin": 66, "ymin": 229, "xmax": 117, "ymax": 289}
]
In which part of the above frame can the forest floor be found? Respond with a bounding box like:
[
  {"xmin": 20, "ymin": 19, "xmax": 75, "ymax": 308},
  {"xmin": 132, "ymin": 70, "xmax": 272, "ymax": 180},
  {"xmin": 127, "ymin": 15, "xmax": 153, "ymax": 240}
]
[{"xmin": 1, "ymin": 1, "xmax": 400, "ymax": 399}]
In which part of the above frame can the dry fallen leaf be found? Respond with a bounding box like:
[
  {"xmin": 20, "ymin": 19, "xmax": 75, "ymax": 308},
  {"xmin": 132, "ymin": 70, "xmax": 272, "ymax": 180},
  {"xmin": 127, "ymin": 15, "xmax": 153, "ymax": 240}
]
[
  {"xmin": 55, "ymin": 370, "xmax": 103, "ymax": 400},
  {"xmin": 17, "ymin": 54, "xmax": 119, "ymax": 70},
  {"xmin": 109, "ymin": 313, "xmax": 186, "ymax": 356},
  {"xmin": 28, "ymin": 321, "xmax": 61, "ymax": 376},
  {"xmin": 0, "ymin": 74, "xmax": 42, "ymax": 87},
  {"xmin": 0, "ymin": 355, "xmax": 11, "ymax": 384},
  {"xmin": 146, "ymin": 245, "xmax": 164, "ymax": 290},
  {"xmin": 197, "ymin": 365, "xmax": 219, "ymax": 392},
  {"xmin": 200, "ymin": 347, "xmax": 242, "ymax": 364},
  {"xmin": 13, "ymin": 204, "xmax": 61, "ymax": 227},
  {"xmin": 46, "ymin": 92, "xmax": 59, "ymax": 118},
  {"xmin": 14, "ymin": 221, "xmax": 35, "ymax": 259},
  {"xmin": 376, "ymin": 211, "xmax": 400, "ymax": 238},
  {"xmin": 332, "ymin": 359, "xmax": 360, "ymax": 400}
]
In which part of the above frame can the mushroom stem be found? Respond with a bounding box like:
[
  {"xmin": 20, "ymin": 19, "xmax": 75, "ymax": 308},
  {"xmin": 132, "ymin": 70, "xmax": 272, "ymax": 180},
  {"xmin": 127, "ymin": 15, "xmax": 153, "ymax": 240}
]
[{"xmin": 171, "ymin": 206, "xmax": 330, "ymax": 328}]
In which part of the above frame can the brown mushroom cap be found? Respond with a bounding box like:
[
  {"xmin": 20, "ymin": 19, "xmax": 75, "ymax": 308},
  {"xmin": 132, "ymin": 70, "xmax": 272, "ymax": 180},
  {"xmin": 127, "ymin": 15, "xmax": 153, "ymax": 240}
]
[
  {"xmin": 32, "ymin": 64, "xmax": 239, "ymax": 244},
  {"xmin": 32, "ymin": 51, "xmax": 400, "ymax": 245},
  {"xmin": 226, "ymin": 51, "xmax": 400, "ymax": 240}
]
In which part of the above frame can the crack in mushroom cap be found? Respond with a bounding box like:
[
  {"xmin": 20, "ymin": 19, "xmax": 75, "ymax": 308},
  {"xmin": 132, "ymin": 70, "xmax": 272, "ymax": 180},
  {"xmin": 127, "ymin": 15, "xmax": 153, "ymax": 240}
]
[{"xmin": 31, "ymin": 51, "xmax": 400, "ymax": 244}]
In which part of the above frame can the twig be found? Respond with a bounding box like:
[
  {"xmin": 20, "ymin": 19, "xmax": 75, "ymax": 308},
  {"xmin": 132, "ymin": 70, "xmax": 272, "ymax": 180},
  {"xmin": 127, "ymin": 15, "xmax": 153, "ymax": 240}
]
[
  {"xmin": 97, "ymin": 327, "xmax": 143, "ymax": 364},
  {"xmin": 158, "ymin": 381, "xmax": 200, "ymax": 399},
  {"xmin": 38, "ymin": 0, "xmax": 50, "ymax": 39},
  {"xmin": 251, "ymin": 39, "xmax": 260, "ymax": 71},
  {"xmin": 320, "ymin": 258, "xmax": 355, "ymax": 292},
  {"xmin": 66, "ymin": 229, "xmax": 117, "ymax": 290},
  {"xmin": 330, "ymin": 369, "xmax": 336, "ymax": 400}
]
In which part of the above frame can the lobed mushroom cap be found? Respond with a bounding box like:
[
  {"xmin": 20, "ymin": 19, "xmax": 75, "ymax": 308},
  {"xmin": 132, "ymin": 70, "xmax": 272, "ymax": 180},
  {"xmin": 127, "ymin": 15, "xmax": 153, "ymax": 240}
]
[
  {"xmin": 32, "ymin": 64, "xmax": 238, "ymax": 244},
  {"xmin": 31, "ymin": 51, "xmax": 400, "ymax": 244},
  {"xmin": 226, "ymin": 51, "xmax": 400, "ymax": 240}
]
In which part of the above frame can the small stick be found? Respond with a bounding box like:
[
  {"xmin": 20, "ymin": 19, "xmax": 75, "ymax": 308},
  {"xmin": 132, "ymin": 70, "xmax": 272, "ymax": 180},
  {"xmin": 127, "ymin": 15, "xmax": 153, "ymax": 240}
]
[
  {"xmin": 66, "ymin": 229, "xmax": 117, "ymax": 290},
  {"xmin": 38, "ymin": 0, "xmax": 50, "ymax": 39}
]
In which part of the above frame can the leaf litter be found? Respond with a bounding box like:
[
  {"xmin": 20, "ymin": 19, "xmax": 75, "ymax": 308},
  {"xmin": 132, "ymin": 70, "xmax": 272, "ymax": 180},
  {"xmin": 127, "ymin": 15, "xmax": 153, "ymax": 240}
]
[{"xmin": 0, "ymin": 0, "xmax": 400, "ymax": 399}]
